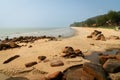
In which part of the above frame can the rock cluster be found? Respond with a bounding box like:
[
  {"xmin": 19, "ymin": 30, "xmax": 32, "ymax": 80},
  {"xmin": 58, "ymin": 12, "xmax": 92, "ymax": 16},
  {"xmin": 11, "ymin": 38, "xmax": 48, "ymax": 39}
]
[
  {"xmin": 0, "ymin": 41, "xmax": 20, "ymax": 50},
  {"xmin": 99, "ymin": 50, "xmax": 120, "ymax": 79},
  {"xmin": 0, "ymin": 36, "xmax": 57, "ymax": 51},
  {"xmin": 61, "ymin": 46, "xmax": 84, "ymax": 58},
  {"xmin": 87, "ymin": 30, "xmax": 120, "ymax": 41},
  {"xmin": 87, "ymin": 30, "xmax": 106, "ymax": 41}
]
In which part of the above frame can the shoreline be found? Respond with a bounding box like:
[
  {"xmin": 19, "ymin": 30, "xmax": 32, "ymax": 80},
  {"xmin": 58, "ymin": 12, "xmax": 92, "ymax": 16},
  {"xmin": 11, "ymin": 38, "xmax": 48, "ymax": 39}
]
[
  {"xmin": 0, "ymin": 27, "xmax": 74, "ymax": 40},
  {"xmin": 0, "ymin": 27, "xmax": 120, "ymax": 80}
]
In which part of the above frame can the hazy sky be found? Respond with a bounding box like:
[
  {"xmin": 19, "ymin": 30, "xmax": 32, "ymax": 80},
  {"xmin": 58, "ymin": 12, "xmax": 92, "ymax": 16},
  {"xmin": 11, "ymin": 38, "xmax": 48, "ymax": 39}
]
[{"xmin": 0, "ymin": 0, "xmax": 120, "ymax": 28}]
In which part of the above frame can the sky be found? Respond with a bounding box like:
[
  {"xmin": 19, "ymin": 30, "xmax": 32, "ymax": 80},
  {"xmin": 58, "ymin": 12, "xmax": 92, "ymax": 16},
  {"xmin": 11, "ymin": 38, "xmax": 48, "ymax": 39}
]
[{"xmin": 0, "ymin": 0, "xmax": 120, "ymax": 28}]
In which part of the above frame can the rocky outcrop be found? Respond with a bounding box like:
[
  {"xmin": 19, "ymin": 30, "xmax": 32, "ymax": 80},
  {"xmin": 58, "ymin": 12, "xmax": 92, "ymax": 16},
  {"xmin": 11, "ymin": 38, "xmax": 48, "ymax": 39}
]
[
  {"xmin": 61, "ymin": 46, "xmax": 84, "ymax": 58},
  {"xmin": 103, "ymin": 59, "xmax": 120, "ymax": 73},
  {"xmin": 83, "ymin": 62, "xmax": 108, "ymax": 80},
  {"xmin": 87, "ymin": 30, "xmax": 106, "ymax": 41},
  {"xmin": 0, "ymin": 36, "xmax": 58, "ymax": 51},
  {"xmin": 63, "ymin": 62, "xmax": 108, "ymax": 80},
  {"xmin": 0, "ymin": 42, "xmax": 20, "ymax": 50},
  {"xmin": 99, "ymin": 54, "xmax": 116, "ymax": 65}
]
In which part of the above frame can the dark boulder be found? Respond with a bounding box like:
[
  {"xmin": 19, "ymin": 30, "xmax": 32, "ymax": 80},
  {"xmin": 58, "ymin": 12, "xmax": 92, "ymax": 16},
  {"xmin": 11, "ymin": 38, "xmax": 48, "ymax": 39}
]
[
  {"xmin": 74, "ymin": 49, "xmax": 84, "ymax": 57},
  {"xmin": 99, "ymin": 54, "xmax": 116, "ymax": 65},
  {"xmin": 8, "ymin": 42, "xmax": 19, "ymax": 48},
  {"xmin": 103, "ymin": 59, "xmax": 120, "ymax": 73},
  {"xmin": 38, "ymin": 56, "xmax": 46, "ymax": 61},
  {"xmin": 83, "ymin": 62, "xmax": 108, "ymax": 80},
  {"xmin": 79, "ymin": 68, "xmax": 95, "ymax": 80},
  {"xmin": 47, "ymin": 71, "xmax": 63, "ymax": 80},
  {"xmin": 25, "ymin": 61, "xmax": 37, "ymax": 67},
  {"xmin": 62, "ymin": 46, "xmax": 74, "ymax": 54}
]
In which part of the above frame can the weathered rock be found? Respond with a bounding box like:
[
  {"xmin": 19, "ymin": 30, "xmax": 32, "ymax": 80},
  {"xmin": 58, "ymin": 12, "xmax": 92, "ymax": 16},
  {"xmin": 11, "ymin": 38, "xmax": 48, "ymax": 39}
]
[
  {"xmin": 3, "ymin": 55, "xmax": 20, "ymax": 64},
  {"xmin": 50, "ymin": 60, "xmax": 64, "ymax": 67},
  {"xmin": 93, "ymin": 34, "xmax": 105, "ymax": 40},
  {"xmin": 28, "ymin": 45, "xmax": 32, "ymax": 48},
  {"xmin": 62, "ymin": 46, "xmax": 74, "ymax": 54},
  {"xmin": 103, "ymin": 59, "xmax": 120, "ymax": 73},
  {"xmin": 8, "ymin": 42, "xmax": 18, "ymax": 48},
  {"xmin": 83, "ymin": 62, "xmax": 108, "ymax": 80},
  {"xmin": 87, "ymin": 30, "xmax": 106, "ymax": 41},
  {"xmin": 38, "ymin": 56, "xmax": 46, "ymax": 61},
  {"xmin": 87, "ymin": 35, "xmax": 92, "ymax": 38},
  {"xmin": 79, "ymin": 68, "xmax": 95, "ymax": 80},
  {"xmin": 99, "ymin": 54, "xmax": 116, "ymax": 65},
  {"xmin": 74, "ymin": 49, "xmax": 84, "ymax": 57},
  {"xmin": 25, "ymin": 61, "xmax": 37, "ymax": 67},
  {"xmin": 47, "ymin": 71, "xmax": 63, "ymax": 80},
  {"xmin": 100, "ymin": 34, "xmax": 106, "ymax": 41}
]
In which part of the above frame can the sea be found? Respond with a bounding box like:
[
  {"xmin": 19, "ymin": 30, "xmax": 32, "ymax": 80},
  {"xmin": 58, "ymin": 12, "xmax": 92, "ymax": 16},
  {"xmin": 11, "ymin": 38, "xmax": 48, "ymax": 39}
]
[{"xmin": 0, "ymin": 27, "xmax": 75, "ymax": 40}]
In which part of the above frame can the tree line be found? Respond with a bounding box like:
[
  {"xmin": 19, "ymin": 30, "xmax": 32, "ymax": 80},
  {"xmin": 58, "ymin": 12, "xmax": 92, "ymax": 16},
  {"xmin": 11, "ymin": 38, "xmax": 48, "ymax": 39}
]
[{"xmin": 70, "ymin": 10, "xmax": 120, "ymax": 28}]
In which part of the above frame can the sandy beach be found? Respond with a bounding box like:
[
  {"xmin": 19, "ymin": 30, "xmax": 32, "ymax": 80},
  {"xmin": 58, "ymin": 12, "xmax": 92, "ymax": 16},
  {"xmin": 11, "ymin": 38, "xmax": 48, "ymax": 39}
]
[{"xmin": 0, "ymin": 27, "xmax": 120, "ymax": 80}]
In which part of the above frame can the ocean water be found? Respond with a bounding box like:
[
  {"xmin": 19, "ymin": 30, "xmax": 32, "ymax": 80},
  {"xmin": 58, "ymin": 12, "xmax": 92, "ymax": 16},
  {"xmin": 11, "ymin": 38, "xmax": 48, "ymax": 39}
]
[{"xmin": 0, "ymin": 27, "xmax": 74, "ymax": 40}]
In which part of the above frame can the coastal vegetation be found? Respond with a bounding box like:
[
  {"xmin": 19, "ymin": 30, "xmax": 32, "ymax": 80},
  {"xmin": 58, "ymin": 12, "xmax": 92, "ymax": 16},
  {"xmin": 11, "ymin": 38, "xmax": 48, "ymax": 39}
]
[{"xmin": 70, "ymin": 10, "xmax": 120, "ymax": 28}]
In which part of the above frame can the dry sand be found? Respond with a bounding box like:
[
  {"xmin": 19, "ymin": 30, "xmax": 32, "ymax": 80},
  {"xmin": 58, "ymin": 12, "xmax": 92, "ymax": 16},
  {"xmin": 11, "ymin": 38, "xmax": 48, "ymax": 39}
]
[{"xmin": 0, "ymin": 27, "xmax": 120, "ymax": 80}]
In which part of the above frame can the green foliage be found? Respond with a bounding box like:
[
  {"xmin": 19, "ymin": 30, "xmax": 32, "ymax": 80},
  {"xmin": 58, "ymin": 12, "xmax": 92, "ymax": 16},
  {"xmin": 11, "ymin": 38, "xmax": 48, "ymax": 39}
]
[{"xmin": 70, "ymin": 10, "xmax": 120, "ymax": 28}]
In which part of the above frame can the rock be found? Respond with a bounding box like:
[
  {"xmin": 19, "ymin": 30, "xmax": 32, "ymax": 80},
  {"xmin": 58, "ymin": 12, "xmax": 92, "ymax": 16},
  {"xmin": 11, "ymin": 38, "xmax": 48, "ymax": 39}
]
[
  {"xmin": 0, "ymin": 43, "xmax": 10, "ymax": 50},
  {"xmin": 100, "ymin": 34, "xmax": 106, "ymax": 41},
  {"xmin": 25, "ymin": 61, "xmax": 37, "ymax": 67},
  {"xmin": 93, "ymin": 34, "xmax": 104, "ymax": 40},
  {"xmin": 61, "ymin": 46, "xmax": 85, "ymax": 58},
  {"xmin": 38, "ymin": 56, "xmax": 46, "ymax": 61},
  {"xmin": 109, "ymin": 72, "xmax": 120, "ymax": 80},
  {"xmin": 103, "ymin": 59, "xmax": 120, "ymax": 73},
  {"xmin": 62, "ymin": 46, "xmax": 74, "ymax": 54},
  {"xmin": 83, "ymin": 62, "xmax": 108, "ymax": 80},
  {"xmin": 91, "ymin": 30, "xmax": 102, "ymax": 38},
  {"xmin": 99, "ymin": 54, "xmax": 116, "ymax": 65},
  {"xmin": 50, "ymin": 60, "xmax": 64, "ymax": 67},
  {"xmin": 47, "ymin": 71, "xmax": 63, "ymax": 80},
  {"xmin": 8, "ymin": 42, "xmax": 18, "ymax": 48},
  {"xmin": 79, "ymin": 68, "xmax": 95, "ymax": 80},
  {"xmin": 87, "ymin": 30, "xmax": 106, "ymax": 41},
  {"xmin": 87, "ymin": 35, "xmax": 92, "ymax": 38},
  {"xmin": 74, "ymin": 49, "xmax": 84, "ymax": 57},
  {"xmin": 28, "ymin": 45, "xmax": 32, "ymax": 48},
  {"xmin": 3, "ymin": 55, "xmax": 20, "ymax": 64}
]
